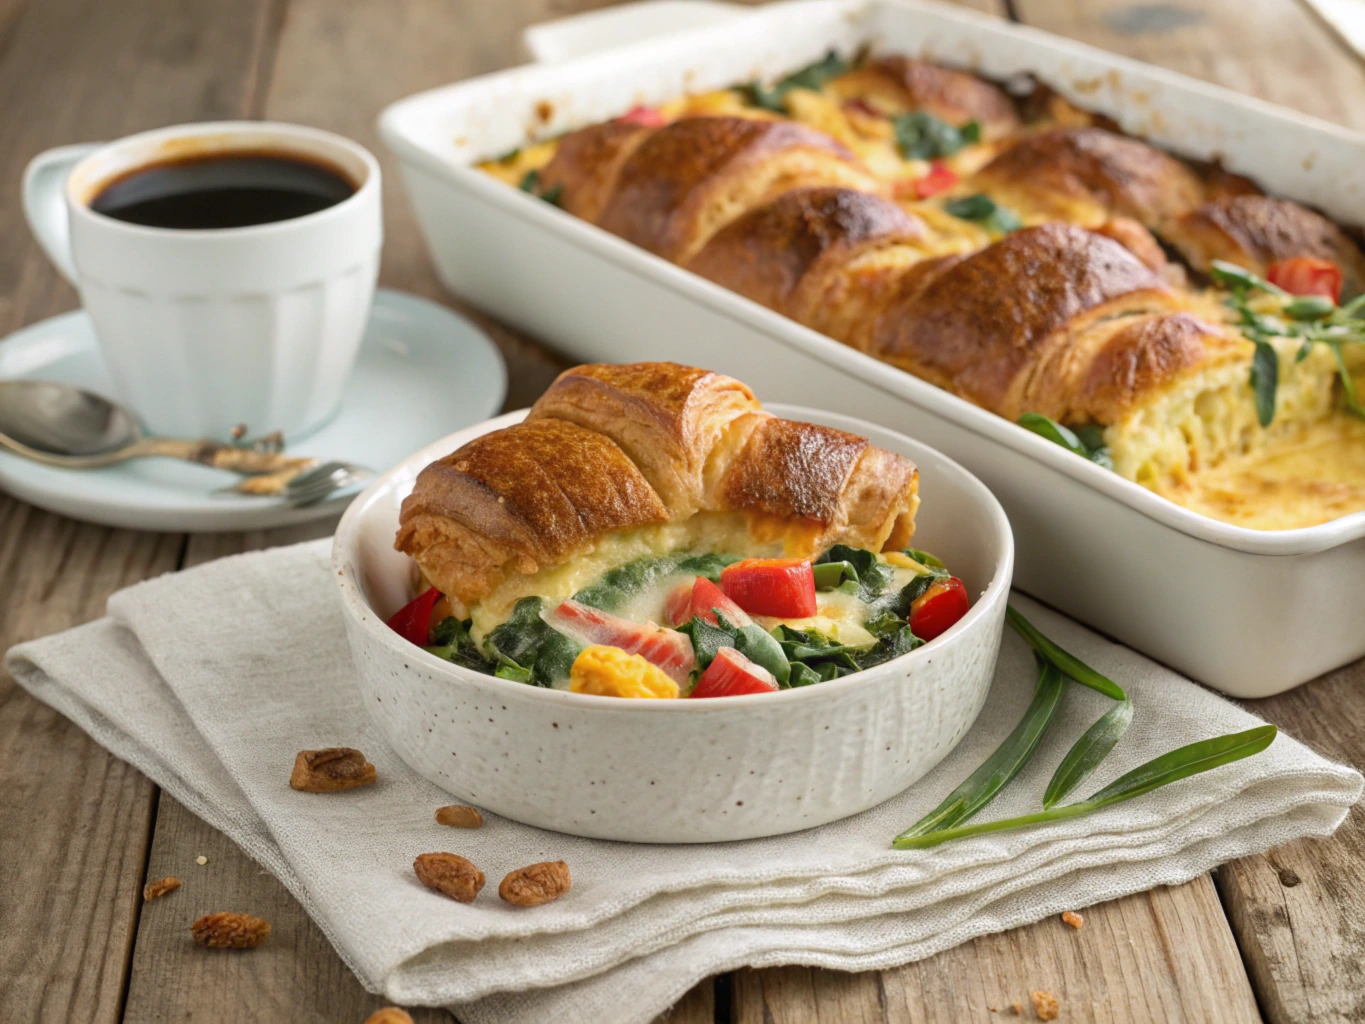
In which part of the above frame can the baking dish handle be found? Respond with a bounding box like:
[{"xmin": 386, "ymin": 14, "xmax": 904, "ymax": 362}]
[{"xmin": 521, "ymin": 1, "xmax": 747, "ymax": 63}]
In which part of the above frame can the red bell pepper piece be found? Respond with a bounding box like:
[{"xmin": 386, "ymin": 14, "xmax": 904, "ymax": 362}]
[
  {"xmin": 543, "ymin": 599, "xmax": 696, "ymax": 684},
  {"xmin": 690, "ymin": 646, "xmax": 780, "ymax": 698},
  {"xmin": 1266, "ymin": 257, "xmax": 1342, "ymax": 301},
  {"xmin": 387, "ymin": 586, "xmax": 441, "ymax": 646},
  {"xmin": 913, "ymin": 161, "xmax": 959, "ymax": 199},
  {"xmin": 618, "ymin": 105, "xmax": 667, "ymax": 127},
  {"xmin": 665, "ymin": 576, "xmax": 752, "ymax": 628},
  {"xmin": 909, "ymin": 577, "xmax": 970, "ymax": 641},
  {"xmin": 720, "ymin": 558, "xmax": 817, "ymax": 618}
]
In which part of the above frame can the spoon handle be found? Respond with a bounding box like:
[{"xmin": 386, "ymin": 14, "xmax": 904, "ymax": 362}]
[{"xmin": 128, "ymin": 438, "xmax": 316, "ymax": 475}]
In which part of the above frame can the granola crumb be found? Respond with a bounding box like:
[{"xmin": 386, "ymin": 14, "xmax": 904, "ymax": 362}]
[
  {"xmin": 413, "ymin": 852, "xmax": 485, "ymax": 903},
  {"xmin": 1031, "ymin": 990, "xmax": 1059, "ymax": 1021},
  {"xmin": 435, "ymin": 804, "xmax": 483, "ymax": 829},
  {"xmin": 290, "ymin": 747, "xmax": 377, "ymax": 792},
  {"xmin": 143, "ymin": 877, "xmax": 181, "ymax": 900},
  {"xmin": 191, "ymin": 912, "xmax": 271, "ymax": 949},
  {"xmin": 195, "ymin": 856, "xmax": 208, "ymax": 866},
  {"xmin": 499, "ymin": 860, "xmax": 571, "ymax": 907},
  {"xmin": 1061, "ymin": 910, "xmax": 1084, "ymax": 930},
  {"xmin": 363, "ymin": 1009, "xmax": 415, "ymax": 1024},
  {"xmin": 1009, "ymin": 1003, "xmax": 1022, "ymax": 1016}
]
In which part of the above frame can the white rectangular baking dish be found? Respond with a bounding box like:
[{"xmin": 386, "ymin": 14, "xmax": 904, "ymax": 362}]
[{"xmin": 378, "ymin": 0, "xmax": 1365, "ymax": 698}]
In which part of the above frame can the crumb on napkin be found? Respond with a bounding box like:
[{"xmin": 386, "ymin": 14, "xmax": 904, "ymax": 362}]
[
  {"xmin": 414, "ymin": 852, "xmax": 485, "ymax": 903},
  {"xmin": 435, "ymin": 804, "xmax": 483, "ymax": 828},
  {"xmin": 195, "ymin": 856, "xmax": 207, "ymax": 866},
  {"xmin": 363, "ymin": 1009, "xmax": 414, "ymax": 1024},
  {"xmin": 290, "ymin": 747, "xmax": 377, "ymax": 792},
  {"xmin": 1061, "ymin": 910, "xmax": 1084, "ymax": 929}
]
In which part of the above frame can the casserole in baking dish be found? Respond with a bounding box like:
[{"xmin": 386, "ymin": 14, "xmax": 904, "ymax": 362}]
[
  {"xmin": 378, "ymin": 0, "xmax": 1365, "ymax": 695},
  {"xmin": 479, "ymin": 46, "xmax": 1365, "ymax": 534}
]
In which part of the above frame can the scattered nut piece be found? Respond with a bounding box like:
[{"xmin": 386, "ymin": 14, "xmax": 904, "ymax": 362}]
[
  {"xmin": 191, "ymin": 912, "xmax": 271, "ymax": 948},
  {"xmin": 143, "ymin": 877, "xmax": 182, "ymax": 900},
  {"xmin": 435, "ymin": 804, "xmax": 483, "ymax": 829},
  {"xmin": 414, "ymin": 852, "xmax": 485, "ymax": 903},
  {"xmin": 195, "ymin": 856, "xmax": 208, "ymax": 866},
  {"xmin": 291, "ymin": 747, "xmax": 377, "ymax": 792},
  {"xmin": 499, "ymin": 860, "xmax": 571, "ymax": 907},
  {"xmin": 1061, "ymin": 910, "xmax": 1084, "ymax": 930},
  {"xmin": 363, "ymin": 1009, "xmax": 414, "ymax": 1024},
  {"xmin": 1031, "ymin": 990, "xmax": 1059, "ymax": 1021}
]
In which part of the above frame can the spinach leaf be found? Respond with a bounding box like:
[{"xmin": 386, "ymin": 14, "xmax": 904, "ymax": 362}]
[
  {"xmin": 1018, "ymin": 412, "xmax": 1113, "ymax": 470},
  {"xmin": 483, "ymin": 597, "xmax": 580, "ymax": 687},
  {"xmin": 517, "ymin": 168, "xmax": 563, "ymax": 208},
  {"xmin": 904, "ymin": 548, "xmax": 944, "ymax": 569},
  {"xmin": 425, "ymin": 616, "xmax": 491, "ymax": 672},
  {"xmin": 943, "ymin": 193, "xmax": 1022, "ymax": 234},
  {"xmin": 815, "ymin": 544, "xmax": 895, "ymax": 602},
  {"xmin": 1250, "ymin": 339, "xmax": 1279, "ymax": 428},
  {"xmin": 742, "ymin": 50, "xmax": 849, "ymax": 112},
  {"xmin": 787, "ymin": 662, "xmax": 823, "ymax": 687},
  {"xmin": 572, "ymin": 552, "xmax": 738, "ymax": 611},
  {"xmin": 812, "ymin": 560, "xmax": 859, "ymax": 590},
  {"xmin": 853, "ymin": 625, "xmax": 925, "ymax": 669},
  {"xmin": 893, "ymin": 111, "xmax": 980, "ymax": 160},
  {"xmin": 733, "ymin": 623, "xmax": 791, "ymax": 685},
  {"xmin": 675, "ymin": 616, "xmax": 736, "ymax": 672}
]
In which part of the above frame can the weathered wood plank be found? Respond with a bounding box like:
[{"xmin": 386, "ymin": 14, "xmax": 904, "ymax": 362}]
[
  {"xmin": 1216, "ymin": 658, "xmax": 1365, "ymax": 1024},
  {"xmin": 0, "ymin": 0, "xmax": 287, "ymax": 1018},
  {"xmin": 0, "ymin": 497, "xmax": 182, "ymax": 1024},
  {"xmin": 733, "ymin": 875, "xmax": 1261, "ymax": 1023}
]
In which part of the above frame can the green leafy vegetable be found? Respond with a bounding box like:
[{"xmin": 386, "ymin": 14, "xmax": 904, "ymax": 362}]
[
  {"xmin": 677, "ymin": 612, "xmax": 790, "ymax": 685},
  {"xmin": 483, "ymin": 597, "xmax": 580, "ymax": 687},
  {"xmin": 895, "ymin": 658, "xmax": 1066, "ymax": 842},
  {"xmin": 813, "ymin": 560, "xmax": 859, "ymax": 590},
  {"xmin": 904, "ymin": 548, "xmax": 944, "ymax": 569},
  {"xmin": 1043, "ymin": 698, "xmax": 1133, "ymax": 809},
  {"xmin": 1210, "ymin": 258, "xmax": 1365, "ymax": 424},
  {"xmin": 742, "ymin": 50, "xmax": 849, "ymax": 112},
  {"xmin": 943, "ymin": 193, "xmax": 1022, "ymax": 234},
  {"xmin": 517, "ymin": 168, "xmax": 564, "ymax": 208},
  {"xmin": 893, "ymin": 111, "xmax": 980, "ymax": 160},
  {"xmin": 852, "ymin": 625, "xmax": 924, "ymax": 669},
  {"xmin": 425, "ymin": 616, "xmax": 490, "ymax": 672},
  {"xmin": 571, "ymin": 552, "xmax": 736, "ymax": 611},
  {"xmin": 787, "ymin": 662, "xmax": 823, "ymax": 687},
  {"xmin": 894, "ymin": 725, "xmax": 1276, "ymax": 849},
  {"xmin": 1018, "ymin": 412, "xmax": 1114, "ymax": 470},
  {"xmin": 1006, "ymin": 605, "xmax": 1128, "ymax": 701}
]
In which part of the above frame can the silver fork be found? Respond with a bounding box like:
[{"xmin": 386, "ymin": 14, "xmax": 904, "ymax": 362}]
[{"xmin": 215, "ymin": 460, "xmax": 372, "ymax": 505}]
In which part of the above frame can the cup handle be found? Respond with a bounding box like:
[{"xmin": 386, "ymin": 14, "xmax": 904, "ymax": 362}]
[{"xmin": 22, "ymin": 143, "xmax": 102, "ymax": 286}]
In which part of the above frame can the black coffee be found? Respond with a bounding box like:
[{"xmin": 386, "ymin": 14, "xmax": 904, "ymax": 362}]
[{"xmin": 90, "ymin": 152, "xmax": 356, "ymax": 229}]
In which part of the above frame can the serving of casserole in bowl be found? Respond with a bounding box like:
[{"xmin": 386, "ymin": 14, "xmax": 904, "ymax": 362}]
[
  {"xmin": 378, "ymin": 0, "xmax": 1365, "ymax": 695},
  {"xmin": 332, "ymin": 362, "xmax": 1012, "ymax": 842}
]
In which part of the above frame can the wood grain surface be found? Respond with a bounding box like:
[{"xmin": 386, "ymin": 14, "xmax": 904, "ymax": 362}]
[{"xmin": 0, "ymin": 1, "xmax": 1362, "ymax": 1023}]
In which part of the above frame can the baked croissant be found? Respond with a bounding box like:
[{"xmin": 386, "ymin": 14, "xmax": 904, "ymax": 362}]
[{"xmin": 396, "ymin": 363, "xmax": 919, "ymax": 611}]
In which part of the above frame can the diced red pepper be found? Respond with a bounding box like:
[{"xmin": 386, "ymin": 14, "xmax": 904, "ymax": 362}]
[
  {"xmin": 1266, "ymin": 257, "xmax": 1342, "ymax": 301},
  {"xmin": 909, "ymin": 576, "xmax": 970, "ymax": 641},
  {"xmin": 912, "ymin": 161, "xmax": 959, "ymax": 199},
  {"xmin": 690, "ymin": 647, "xmax": 780, "ymax": 698},
  {"xmin": 618, "ymin": 105, "xmax": 666, "ymax": 127},
  {"xmin": 387, "ymin": 586, "xmax": 441, "ymax": 646},
  {"xmin": 544, "ymin": 599, "xmax": 696, "ymax": 684},
  {"xmin": 720, "ymin": 558, "xmax": 817, "ymax": 618},
  {"xmin": 665, "ymin": 576, "xmax": 752, "ymax": 628}
]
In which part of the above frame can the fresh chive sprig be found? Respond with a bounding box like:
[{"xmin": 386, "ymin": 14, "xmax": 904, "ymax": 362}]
[{"xmin": 1006, "ymin": 606, "xmax": 1128, "ymax": 701}]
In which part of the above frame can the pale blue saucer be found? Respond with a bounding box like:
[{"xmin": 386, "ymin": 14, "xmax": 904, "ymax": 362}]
[{"xmin": 0, "ymin": 289, "xmax": 506, "ymax": 531}]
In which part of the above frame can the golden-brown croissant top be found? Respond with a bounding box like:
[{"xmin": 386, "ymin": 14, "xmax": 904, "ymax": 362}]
[
  {"xmin": 1165, "ymin": 195, "xmax": 1365, "ymax": 298},
  {"xmin": 541, "ymin": 116, "xmax": 881, "ymax": 262},
  {"xmin": 396, "ymin": 363, "xmax": 919, "ymax": 609},
  {"xmin": 825, "ymin": 57, "xmax": 1021, "ymax": 139}
]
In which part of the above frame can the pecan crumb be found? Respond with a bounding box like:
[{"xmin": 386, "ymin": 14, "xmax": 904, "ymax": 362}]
[
  {"xmin": 290, "ymin": 747, "xmax": 377, "ymax": 792},
  {"xmin": 1031, "ymin": 990, "xmax": 1059, "ymax": 1021},
  {"xmin": 414, "ymin": 852, "xmax": 484, "ymax": 903},
  {"xmin": 363, "ymin": 1009, "xmax": 415, "ymax": 1024},
  {"xmin": 1061, "ymin": 910, "xmax": 1084, "ymax": 930},
  {"xmin": 191, "ymin": 912, "xmax": 271, "ymax": 948},
  {"xmin": 499, "ymin": 860, "xmax": 571, "ymax": 907},
  {"xmin": 435, "ymin": 804, "xmax": 483, "ymax": 829},
  {"xmin": 143, "ymin": 877, "xmax": 181, "ymax": 900}
]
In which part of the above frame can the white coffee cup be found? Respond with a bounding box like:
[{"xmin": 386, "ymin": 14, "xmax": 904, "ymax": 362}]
[{"xmin": 23, "ymin": 122, "xmax": 382, "ymax": 440}]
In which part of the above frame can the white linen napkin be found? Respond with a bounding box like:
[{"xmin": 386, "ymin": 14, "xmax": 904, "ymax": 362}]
[{"xmin": 6, "ymin": 539, "xmax": 1360, "ymax": 1024}]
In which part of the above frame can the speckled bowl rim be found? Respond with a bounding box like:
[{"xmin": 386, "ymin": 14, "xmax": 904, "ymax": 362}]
[{"xmin": 332, "ymin": 405, "xmax": 1014, "ymax": 710}]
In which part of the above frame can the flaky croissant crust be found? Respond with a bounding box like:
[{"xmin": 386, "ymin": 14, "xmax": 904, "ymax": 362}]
[{"xmin": 396, "ymin": 363, "xmax": 919, "ymax": 608}]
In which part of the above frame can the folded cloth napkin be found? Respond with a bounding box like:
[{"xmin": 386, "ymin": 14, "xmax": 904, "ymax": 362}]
[{"xmin": 6, "ymin": 539, "xmax": 1360, "ymax": 1024}]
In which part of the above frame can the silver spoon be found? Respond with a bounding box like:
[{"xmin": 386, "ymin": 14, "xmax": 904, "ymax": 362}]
[{"xmin": 0, "ymin": 379, "xmax": 314, "ymax": 476}]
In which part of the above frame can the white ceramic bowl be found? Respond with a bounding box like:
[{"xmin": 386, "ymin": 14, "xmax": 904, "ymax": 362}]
[{"xmin": 332, "ymin": 405, "xmax": 1013, "ymax": 842}]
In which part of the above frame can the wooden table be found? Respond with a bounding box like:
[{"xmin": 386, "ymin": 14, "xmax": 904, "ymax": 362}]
[{"xmin": 1, "ymin": 0, "xmax": 1362, "ymax": 1020}]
